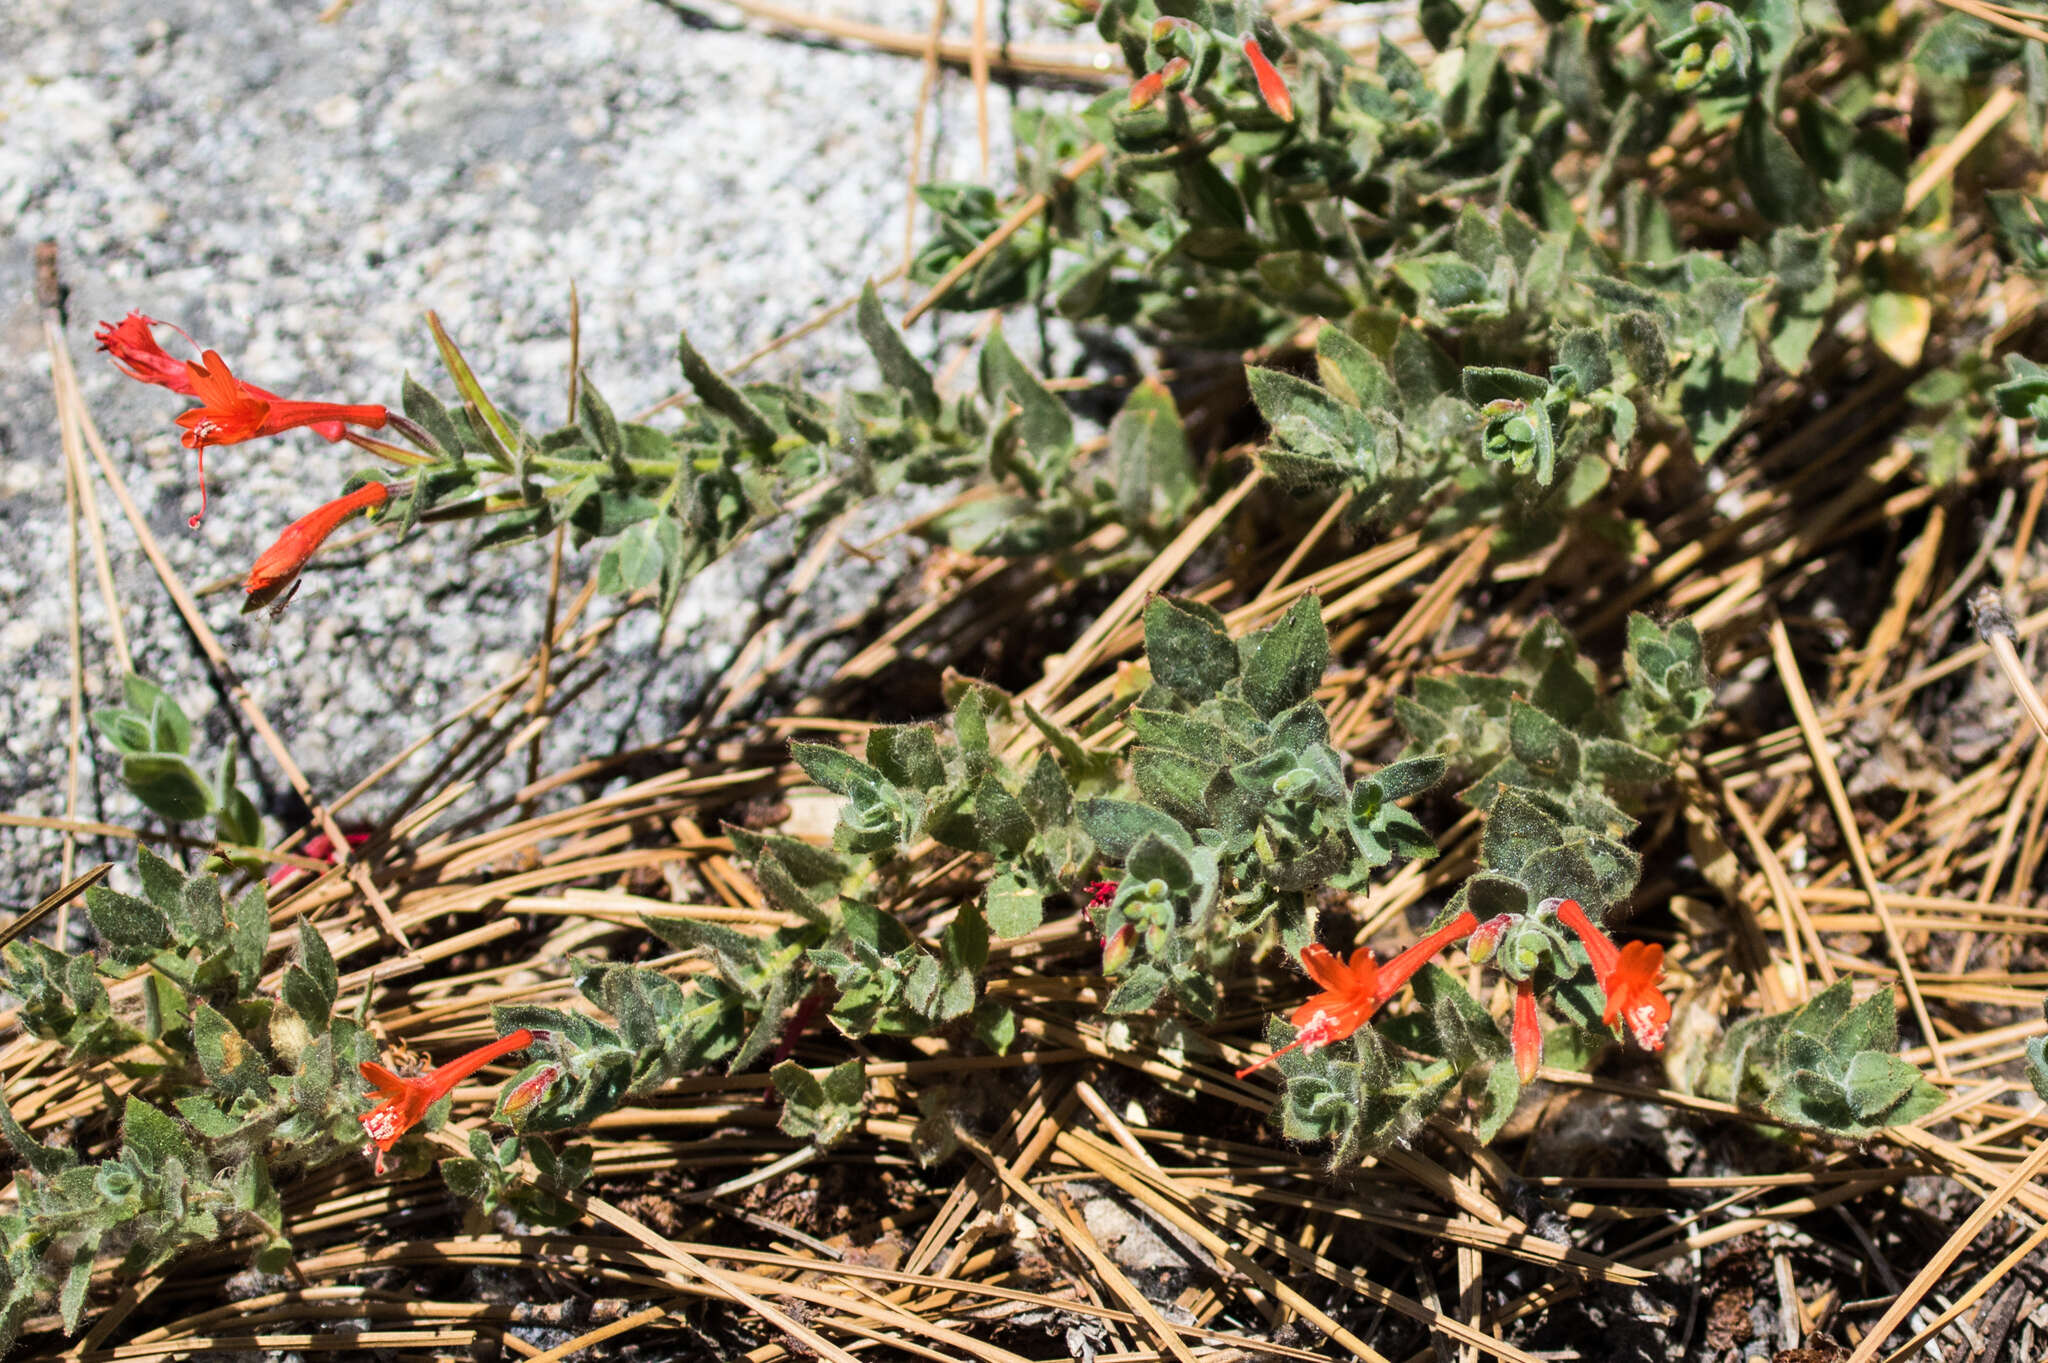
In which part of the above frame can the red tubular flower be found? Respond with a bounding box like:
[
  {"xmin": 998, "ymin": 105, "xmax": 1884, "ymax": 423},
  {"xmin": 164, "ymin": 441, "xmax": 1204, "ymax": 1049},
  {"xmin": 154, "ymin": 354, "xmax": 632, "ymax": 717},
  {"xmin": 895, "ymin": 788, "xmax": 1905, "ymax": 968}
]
[
  {"xmin": 1236, "ymin": 911, "xmax": 1479, "ymax": 1078},
  {"xmin": 1512, "ymin": 978, "xmax": 1542, "ymax": 1084},
  {"xmin": 1241, "ymin": 37, "xmax": 1294, "ymax": 122},
  {"xmin": 244, "ymin": 481, "xmax": 391, "ymax": 609},
  {"xmin": 98, "ymin": 317, "xmax": 377, "ymax": 526},
  {"xmin": 99, "ymin": 314, "xmax": 350, "ymax": 440},
  {"xmin": 266, "ymin": 829, "xmax": 371, "ymax": 888},
  {"xmin": 96, "ymin": 313, "xmax": 202, "ymax": 392},
  {"xmin": 359, "ymin": 1028, "xmax": 538, "ymax": 1174},
  {"xmin": 173, "ymin": 349, "xmax": 388, "ymax": 528},
  {"xmin": 1554, "ymin": 898, "xmax": 1671, "ymax": 1051}
]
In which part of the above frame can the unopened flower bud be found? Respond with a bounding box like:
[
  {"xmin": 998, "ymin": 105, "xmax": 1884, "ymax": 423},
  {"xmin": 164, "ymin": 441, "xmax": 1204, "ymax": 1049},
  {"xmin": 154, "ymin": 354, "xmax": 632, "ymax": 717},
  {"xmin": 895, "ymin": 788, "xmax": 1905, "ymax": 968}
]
[
  {"xmin": 1102, "ymin": 924, "xmax": 1136, "ymax": 975},
  {"xmin": 501, "ymin": 1063, "xmax": 563, "ymax": 1119},
  {"xmin": 1467, "ymin": 914, "xmax": 1517, "ymax": 965},
  {"xmin": 1679, "ymin": 40, "xmax": 1704, "ymax": 65},
  {"xmin": 1150, "ymin": 15, "xmax": 1197, "ymax": 41},
  {"xmin": 1708, "ymin": 39, "xmax": 1735, "ymax": 70}
]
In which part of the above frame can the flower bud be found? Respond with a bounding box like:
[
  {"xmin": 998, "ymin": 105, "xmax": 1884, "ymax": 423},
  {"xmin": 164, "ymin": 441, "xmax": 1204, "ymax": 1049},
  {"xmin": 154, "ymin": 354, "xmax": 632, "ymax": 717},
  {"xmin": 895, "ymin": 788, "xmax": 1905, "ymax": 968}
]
[
  {"xmin": 1150, "ymin": 15, "xmax": 1197, "ymax": 41},
  {"xmin": 1466, "ymin": 913, "xmax": 1517, "ymax": 965},
  {"xmin": 1102, "ymin": 924, "xmax": 1136, "ymax": 975},
  {"xmin": 500, "ymin": 1063, "xmax": 563, "ymax": 1120},
  {"xmin": 1707, "ymin": 39, "xmax": 1735, "ymax": 71}
]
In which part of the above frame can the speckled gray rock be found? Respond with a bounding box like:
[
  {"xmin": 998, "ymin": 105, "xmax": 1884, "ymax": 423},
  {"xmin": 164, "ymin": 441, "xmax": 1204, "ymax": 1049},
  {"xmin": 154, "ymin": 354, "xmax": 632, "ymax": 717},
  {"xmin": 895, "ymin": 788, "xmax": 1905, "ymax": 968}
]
[{"xmin": 0, "ymin": 0, "xmax": 1073, "ymax": 909}]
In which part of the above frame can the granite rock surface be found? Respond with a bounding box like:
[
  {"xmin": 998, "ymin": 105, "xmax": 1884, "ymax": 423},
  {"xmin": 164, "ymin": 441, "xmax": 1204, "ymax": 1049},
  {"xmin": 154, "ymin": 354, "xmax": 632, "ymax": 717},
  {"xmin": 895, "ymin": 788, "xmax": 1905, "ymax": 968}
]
[{"xmin": 0, "ymin": 0, "xmax": 1076, "ymax": 909}]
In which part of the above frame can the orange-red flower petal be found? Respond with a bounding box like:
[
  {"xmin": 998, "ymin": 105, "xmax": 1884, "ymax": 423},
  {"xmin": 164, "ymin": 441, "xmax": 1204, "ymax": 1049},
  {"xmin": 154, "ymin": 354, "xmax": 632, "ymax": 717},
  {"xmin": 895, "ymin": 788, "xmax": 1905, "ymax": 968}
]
[
  {"xmin": 1242, "ymin": 37, "xmax": 1294, "ymax": 122},
  {"xmin": 244, "ymin": 481, "xmax": 391, "ymax": 609},
  {"xmin": 358, "ymin": 1028, "xmax": 537, "ymax": 1174},
  {"xmin": 1237, "ymin": 913, "xmax": 1479, "ymax": 1079}
]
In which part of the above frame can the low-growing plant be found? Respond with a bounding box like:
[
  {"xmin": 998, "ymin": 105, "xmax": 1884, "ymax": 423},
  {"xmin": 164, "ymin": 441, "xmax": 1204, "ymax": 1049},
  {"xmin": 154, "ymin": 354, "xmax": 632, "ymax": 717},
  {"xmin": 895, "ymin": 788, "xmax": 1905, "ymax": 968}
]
[{"xmin": 0, "ymin": 850, "xmax": 590, "ymax": 1347}]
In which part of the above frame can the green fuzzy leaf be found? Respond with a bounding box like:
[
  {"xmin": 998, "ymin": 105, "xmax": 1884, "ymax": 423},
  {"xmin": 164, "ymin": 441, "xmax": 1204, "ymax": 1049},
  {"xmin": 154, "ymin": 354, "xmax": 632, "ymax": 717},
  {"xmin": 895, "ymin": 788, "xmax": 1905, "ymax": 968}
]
[
  {"xmin": 1840, "ymin": 1051, "xmax": 1919, "ymax": 1121},
  {"xmin": 92, "ymin": 709, "xmax": 152, "ymax": 757},
  {"xmin": 86, "ymin": 886, "xmax": 172, "ymax": 957},
  {"xmin": 1479, "ymin": 789, "xmax": 1566, "ymax": 877},
  {"xmin": 1, "ymin": 1100, "xmax": 75, "ymax": 1176},
  {"xmin": 123, "ymin": 675, "xmax": 191, "ymax": 756},
  {"xmin": 120, "ymin": 1095, "xmax": 198, "ymax": 1172},
  {"xmin": 297, "ymin": 919, "xmax": 339, "ymax": 1009},
  {"xmin": 1132, "ymin": 747, "xmax": 1214, "ymax": 830},
  {"xmin": 979, "ymin": 323, "xmax": 1073, "ymax": 460},
  {"xmin": 1143, "ymin": 596, "xmax": 1239, "ymax": 701},
  {"xmin": 1316, "ymin": 325, "xmax": 1400, "ymax": 413},
  {"xmin": 985, "ymin": 870, "xmax": 1046, "ymax": 939},
  {"xmin": 120, "ymin": 754, "xmax": 214, "ymax": 823},
  {"xmin": 1080, "ymin": 798, "xmax": 1195, "ymax": 860},
  {"xmin": 1242, "ymin": 594, "xmax": 1329, "ymax": 720},
  {"xmin": 2027, "ymin": 1036, "xmax": 2048, "ymax": 1107},
  {"xmin": 1734, "ymin": 103, "xmax": 1821, "ymax": 225},
  {"xmin": 59, "ymin": 1256, "xmax": 93, "ymax": 1335},
  {"xmin": 866, "ymin": 725, "xmax": 947, "ymax": 792},
  {"xmin": 1474, "ymin": 1053, "xmax": 1521, "ymax": 1143},
  {"xmin": 1461, "ymin": 366, "xmax": 1549, "ymax": 404},
  {"xmin": 973, "ymin": 775, "xmax": 1034, "ymax": 857},
  {"xmin": 440, "ymin": 1157, "xmax": 490, "ymax": 1200},
  {"xmin": 857, "ymin": 282, "xmax": 940, "ymax": 421},
  {"xmin": 1506, "ymin": 701, "xmax": 1579, "ymax": 784},
  {"xmin": 225, "ymin": 884, "xmax": 269, "ymax": 993},
  {"xmin": 136, "ymin": 847, "xmax": 185, "ymax": 913},
  {"xmin": 1111, "ymin": 379, "xmax": 1198, "ymax": 528},
  {"xmin": 1555, "ymin": 330, "xmax": 1612, "ymax": 396},
  {"xmin": 402, "ymin": 373, "xmax": 466, "ymax": 456},
  {"xmin": 790, "ymin": 742, "xmax": 886, "ymax": 797},
  {"xmin": 677, "ymin": 328, "xmax": 778, "ymax": 452},
  {"xmin": 1105, "ymin": 963, "xmax": 1169, "ymax": 1013},
  {"xmin": 192, "ymin": 1000, "xmax": 270, "ymax": 1102}
]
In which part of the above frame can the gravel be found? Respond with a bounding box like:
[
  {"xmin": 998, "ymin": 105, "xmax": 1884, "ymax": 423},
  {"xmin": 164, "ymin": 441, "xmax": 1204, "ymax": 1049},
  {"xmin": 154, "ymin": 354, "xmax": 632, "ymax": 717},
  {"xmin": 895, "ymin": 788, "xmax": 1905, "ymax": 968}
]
[{"xmin": 0, "ymin": 0, "xmax": 1079, "ymax": 910}]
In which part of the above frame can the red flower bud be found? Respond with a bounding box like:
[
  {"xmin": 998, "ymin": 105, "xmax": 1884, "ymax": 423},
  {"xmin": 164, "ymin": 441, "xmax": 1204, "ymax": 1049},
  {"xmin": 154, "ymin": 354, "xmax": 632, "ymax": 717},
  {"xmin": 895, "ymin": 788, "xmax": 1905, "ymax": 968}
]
[
  {"xmin": 1512, "ymin": 978, "xmax": 1542, "ymax": 1084},
  {"xmin": 1467, "ymin": 913, "xmax": 1515, "ymax": 965},
  {"xmin": 500, "ymin": 1063, "xmax": 562, "ymax": 1119},
  {"xmin": 1241, "ymin": 37, "xmax": 1294, "ymax": 122},
  {"xmin": 1102, "ymin": 924, "xmax": 1136, "ymax": 975},
  {"xmin": 244, "ymin": 482, "xmax": 391, "ymax": 612}
]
